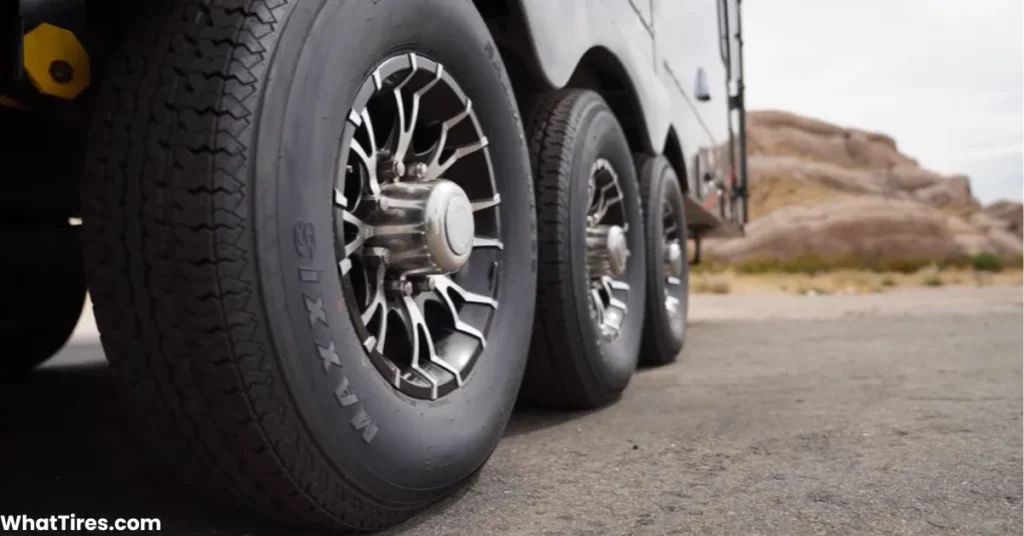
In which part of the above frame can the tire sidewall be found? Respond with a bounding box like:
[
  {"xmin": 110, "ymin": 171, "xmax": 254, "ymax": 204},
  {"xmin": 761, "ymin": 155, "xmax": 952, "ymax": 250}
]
[{"xmin": 252, "ymin": 0, "xmax": 535, "ymax": 502}]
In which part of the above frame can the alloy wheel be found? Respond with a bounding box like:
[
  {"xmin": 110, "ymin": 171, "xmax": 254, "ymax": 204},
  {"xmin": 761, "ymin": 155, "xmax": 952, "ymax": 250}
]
[
  {"xmin": 585, "ymin": 158, "xmax": 632, "ymax": 341},
  {"xmin": 333, "ymin": 53, "xmax": 505, "ymax": 401}
]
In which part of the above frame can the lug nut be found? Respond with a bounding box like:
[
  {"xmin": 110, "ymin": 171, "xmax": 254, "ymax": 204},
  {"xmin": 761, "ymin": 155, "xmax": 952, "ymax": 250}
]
[
  {"xmin": 379, "ymin": 155, "xmax": 406, "ymax": 182},
  {"xmin": 385, "ymin": 280, "xmax": 413, "ymax": 297},
  {"xmin": 406, "ymin": 162, "xmax": 429, "ymax": 181},
  {"xmin": 413, "ymin": 277, "xmax": 436, "ymax": 293}
]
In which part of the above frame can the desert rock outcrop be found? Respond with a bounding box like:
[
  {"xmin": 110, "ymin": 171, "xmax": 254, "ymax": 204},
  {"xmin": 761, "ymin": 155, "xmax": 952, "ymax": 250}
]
[{"xmin": 706, "ymin": 111, "xmax": 1021, "ymax": 263}]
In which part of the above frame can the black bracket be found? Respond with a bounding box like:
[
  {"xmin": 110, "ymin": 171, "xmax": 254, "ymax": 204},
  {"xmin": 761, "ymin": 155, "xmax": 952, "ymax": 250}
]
[
  {"xmin": 1, "ymin": 3, "xmax": 23, "ymax": 90},
  {"xmin": 690, "ymin": 236, "xmax": 702, "ymax": 265}
]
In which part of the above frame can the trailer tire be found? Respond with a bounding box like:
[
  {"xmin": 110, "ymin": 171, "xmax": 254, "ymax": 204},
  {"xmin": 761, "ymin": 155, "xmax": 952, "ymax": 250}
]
[
  {"xmin": 520, "ymin": 89, "xmax": 646, "ymax": 409},
  {"xmin": 81, "ymin": 0, "xmax": 535, "ymax": 532},
  {"xmin": 636, "ymin": 155, "xmax": 689, "ymax": 365},
  {"xmin": 1, "ymin": 227, "xmax": 85, "ymax": 379}
]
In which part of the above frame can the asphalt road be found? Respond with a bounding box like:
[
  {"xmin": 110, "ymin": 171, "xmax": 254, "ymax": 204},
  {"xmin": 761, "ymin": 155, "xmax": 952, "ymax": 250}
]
[{"xmin": 2, "ymin": 286, "xmax": 1021, "ymax": 535}]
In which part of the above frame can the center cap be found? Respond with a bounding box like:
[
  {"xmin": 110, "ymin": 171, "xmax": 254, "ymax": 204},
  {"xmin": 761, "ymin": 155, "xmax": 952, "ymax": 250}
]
[
  {"xmin": 606, "ymin": 225, "xmax": 628, "ymax": 276},
  {"xmin": 366, "ymin": 178, "xmax": 476, "ymax": 276},
  {"xmin": 666, "ymin": 241, "xmax": 684, "ymax": 279},
  {"xmin": 445, "ymin": 197, "xmax": 474, "ymax": 256}
]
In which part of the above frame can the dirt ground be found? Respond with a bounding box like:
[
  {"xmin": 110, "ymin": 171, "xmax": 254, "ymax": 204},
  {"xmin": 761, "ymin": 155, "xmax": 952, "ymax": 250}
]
[
  {"xmin": 2, "ymin": 286, "xmax": 1021, "ymax": 535},
  {"xmin": 691, "ymin": 269, "xmax": 1024, "ymax": 296}
]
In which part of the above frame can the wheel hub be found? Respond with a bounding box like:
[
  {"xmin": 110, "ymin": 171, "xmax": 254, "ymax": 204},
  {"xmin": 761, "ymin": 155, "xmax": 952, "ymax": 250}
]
[
  {"xmin": 364, "ymin": 178, "xmax": 476, "ymax": 277},
  {"xmin": 587, "ymin": 224, "xmax": 630, "ymax": 277},
  {"xmin": 665, "ymin": 240, "xmax": 684, "ymax": 279}
]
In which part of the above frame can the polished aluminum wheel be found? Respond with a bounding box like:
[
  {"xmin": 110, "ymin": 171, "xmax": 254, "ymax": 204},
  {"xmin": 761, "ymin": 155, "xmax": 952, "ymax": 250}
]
[
  {"xmin": 585, "ymin": 158, "xmax": 632, "ymax": 340},
  {"xmin": 333, "ymin": 53, "xmax": 503, "ymax": 400},
  {"xmin": 660, "ymin": 193, "xmax": 686, "ymax": 318}
]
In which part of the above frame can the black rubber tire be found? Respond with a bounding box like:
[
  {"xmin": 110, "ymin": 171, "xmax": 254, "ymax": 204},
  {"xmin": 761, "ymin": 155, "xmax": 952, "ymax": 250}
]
[
  {"xmin": 519, "ymin": 89, "xmax": 646, "ymax": 409},
  {"xmin": 0, "ymin": 227, "xmax": 85, "ymax": 380},
  {"xmin": 81, "ymin": 0, "xmax": 535, "ymax": 532},
  {"xmin": 636, "ymin": 155, "xmax": 689, "ymax": 366}
]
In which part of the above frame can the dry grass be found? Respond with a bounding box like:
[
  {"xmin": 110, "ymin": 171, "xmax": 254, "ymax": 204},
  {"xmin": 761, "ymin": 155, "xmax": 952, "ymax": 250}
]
[
  {"xmin": 695, "ymin": 253, "xmax": 1024, "ymax": 277},
  {"xmin": 692, "ymin": 267, "xmax": 1023, "ymax": 295},
  {"xmin": 691, "ymin": 275, "xmax": 732, "ymax": 294}
]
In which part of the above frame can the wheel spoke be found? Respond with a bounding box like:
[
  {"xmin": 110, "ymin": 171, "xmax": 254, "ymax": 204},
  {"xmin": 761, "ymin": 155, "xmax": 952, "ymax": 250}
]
[
  {"xmin": 603, "ymin": 276, "xmax": 630, "ymax": 293},
  {"xmin": 375, "ymin": 307, "xmax": 390, "ymax": 355},
  {"xmin": 601, "ymin": 276, "xmax": 629, "ymax": 313},
  {"xmin": 433, "ymin": 274, "xmax": 498, "ymax": 309},
  {"xmin": 400, "ymin": 295, "xmax": 464, "ymax": 398},
  {"xmin": 590, "ymin": 287, "xmax": 605, "ymax": 321},
  {"xmin": 665, "ymin": 295, "xmax": 680, "ymax": 315},
  {"xmin": 349, "ymin": 138, "xmax": 381, "ymax": 196},
  {"xmin": 364, "ymin": 307, "xmax": 392, "ymax": 372},
  {"xmin": 606, "ymin": 295, "xmax": 628, "ymax": 314},
  {"xmin": 471, "ymin": 194, "xmax": 501, "ymax": 212},
  {"xmin": 431, "ymin": 275, "xmax": 494, "ymax": 346},
  {"xmin": 388, "ymin": 55, "xmax": 419, "ymax": 161},
  {"xmin": 390, "ymin": 55, "xmax": 443, "ymax": 162},
  {"xmin": 588, "ymin": 159, "xmax": 623, "ymax": 224},
  {"xmin": 431, "ymin": 138, "xmax": 489, "ymax": 182},
  {"xmin": 591, "ymin": 180, "xmax": 621, "ymax": 224},
  {"xmin": 472, "ymin": 237, "xmax": 503, "ymax": 250},
  {"xmin": 360, "ymin": 265, "xmax": 387, "ymax": 325},
  {"xmin": 425, "ymin": 99, "xmax": 475, "ymax": 180},
  {"xmin": 397, "ymin": 296, "xmax": 441, "ymax": 399},
  {"xmin": 341, "ymin": 211, "xmax": 373, "ymax": 257}
]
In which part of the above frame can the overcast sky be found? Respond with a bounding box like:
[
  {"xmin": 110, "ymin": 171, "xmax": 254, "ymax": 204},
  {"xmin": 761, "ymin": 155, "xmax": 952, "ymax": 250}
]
[{"xmin": 743, "ymin": 0, "xmax": 1023, "ymax": 204}]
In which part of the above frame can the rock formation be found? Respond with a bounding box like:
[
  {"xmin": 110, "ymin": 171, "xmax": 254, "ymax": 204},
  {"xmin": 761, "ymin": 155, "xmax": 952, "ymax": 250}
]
[{"xmin": 705, "ymin": 110, "xmax": 1022, "ymax": 263}]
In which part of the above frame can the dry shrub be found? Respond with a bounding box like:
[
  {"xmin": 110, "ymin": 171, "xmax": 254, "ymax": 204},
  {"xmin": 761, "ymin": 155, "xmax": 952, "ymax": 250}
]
[{"xmin": 693, "ymin": 275, "xmax": 731, "ymax": 294}]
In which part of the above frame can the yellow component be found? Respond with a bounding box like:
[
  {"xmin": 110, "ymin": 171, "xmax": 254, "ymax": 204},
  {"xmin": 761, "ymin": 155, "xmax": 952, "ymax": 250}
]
[
  {"xmin": 22, "ymin": 23, "xmax": 90, "ymax": 100},
  {"xmin": 0, "ymin": 95, "xmax": 31, "ymax": 110}
]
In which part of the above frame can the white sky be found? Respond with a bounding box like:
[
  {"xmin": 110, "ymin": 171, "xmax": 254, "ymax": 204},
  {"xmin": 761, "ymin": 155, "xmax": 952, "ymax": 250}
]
[{"xmin": 743, "ymin": 0, "xmax": 1023, "ymax": 204}]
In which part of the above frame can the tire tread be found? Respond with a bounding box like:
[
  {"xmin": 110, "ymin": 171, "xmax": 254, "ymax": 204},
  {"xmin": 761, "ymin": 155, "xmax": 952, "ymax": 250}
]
[{"xmin": 81, "ymin": 0, "xmax": 405, "ymax": 531}]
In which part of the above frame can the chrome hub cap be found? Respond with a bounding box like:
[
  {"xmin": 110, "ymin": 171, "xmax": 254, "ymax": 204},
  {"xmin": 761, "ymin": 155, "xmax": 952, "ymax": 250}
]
[
  {"xmin": 333, "ymin": 53, "xmax": 504, "ymax": 400},
  {"xmin": 665, "ymin": 240, "xmax": 684, "ymax": 280},
  {"xmin": 587, "ymin": 224, "xmax": 629, "ymax": 277},
  {"xmin": 586, "ymin": 158, "xmax": 631, "ymax": 340},
  {"xmin": 366, "ymin": 179, "xmax": 476, "ymax": 275}
]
